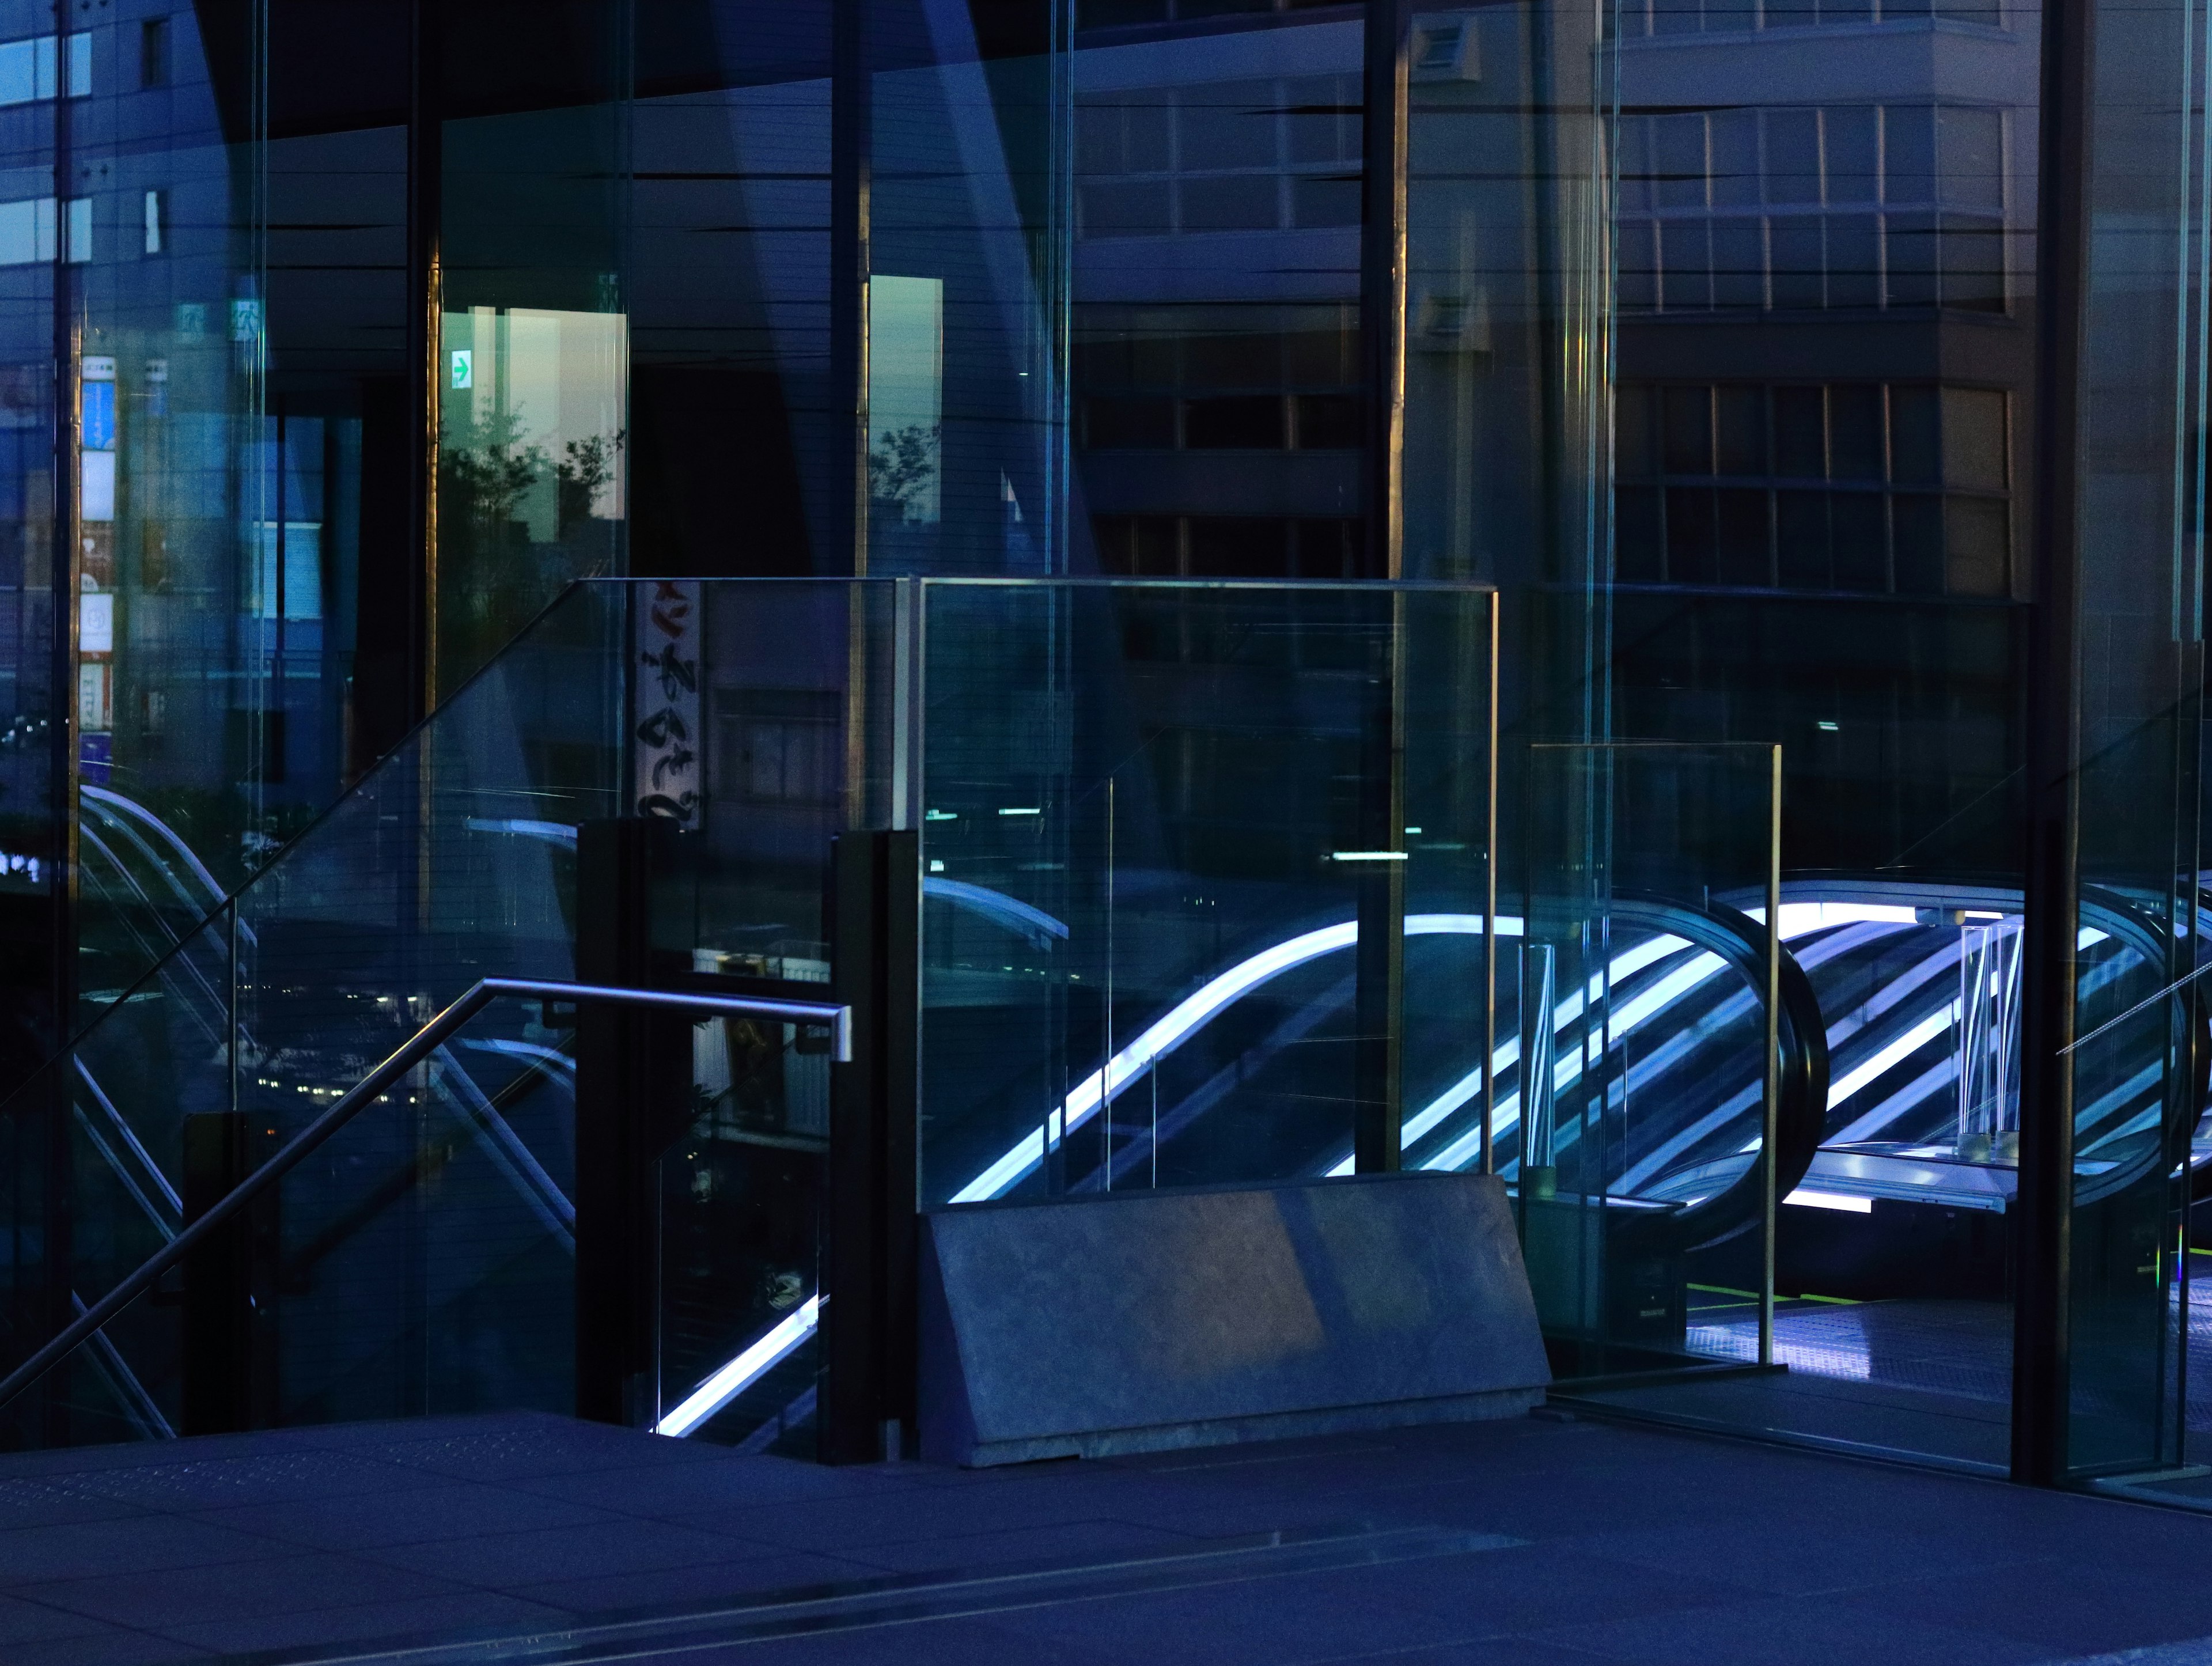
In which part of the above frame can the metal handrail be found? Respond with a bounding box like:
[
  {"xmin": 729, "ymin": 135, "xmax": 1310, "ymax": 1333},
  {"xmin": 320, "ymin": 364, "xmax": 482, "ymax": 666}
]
[{"xmin": 0, "ymin": 977, "xmax": 851, "ymax": 1419}]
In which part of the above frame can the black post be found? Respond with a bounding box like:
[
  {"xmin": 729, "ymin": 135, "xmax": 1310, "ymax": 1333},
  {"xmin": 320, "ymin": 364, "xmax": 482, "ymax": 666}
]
[
  {"xmin": 823, "ymin": 830, "xmax": 919, "ymax": 1463},
  {"xmin": 181, "ymin": 1111, "xmax": 254, "ymax": 1435},
  {"xmin": 831, "ymin": 0, "xmax": 872, "ymax": 577},
  {"xmin": 1353, "ymin": 616, "xmax": 1406, "ymax": 1173},
  {"xmin": 406, "ymin": 0, "xmax": 442, "ymax": 714},
  {"xmin": 1360, "ymin": 0, "xmax": 1408, "ymax": 582},
  {"xmin": 2012, "ymin": 0, "xmax": 2094, "ymax": 1487},
  {"xmin": 40, "ymin": 7, "xmax": 79, "ymax": 1448},
  {"xmin": 574, "ymin": 818, "xmax": 685, "ymax": 1426}
]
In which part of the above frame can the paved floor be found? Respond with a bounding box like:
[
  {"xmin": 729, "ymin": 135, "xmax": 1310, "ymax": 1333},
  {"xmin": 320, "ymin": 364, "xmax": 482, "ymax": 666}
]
[{"xmin": 9, "ymin": 1408, "xmax": 2212, "ymax": 1664}]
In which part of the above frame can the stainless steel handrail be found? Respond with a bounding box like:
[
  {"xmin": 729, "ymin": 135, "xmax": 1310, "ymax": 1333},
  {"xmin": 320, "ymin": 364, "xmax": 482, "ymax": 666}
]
[{"xmin": 0, "ymin": 977, "xmax": 851, "ymax": 1419}]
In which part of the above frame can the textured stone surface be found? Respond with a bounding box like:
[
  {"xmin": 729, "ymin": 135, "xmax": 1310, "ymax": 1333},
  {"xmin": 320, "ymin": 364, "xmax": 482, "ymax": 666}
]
[{"xmin": 918, "ymin": 1172, "xmax": 1550, "ymax": 1466}]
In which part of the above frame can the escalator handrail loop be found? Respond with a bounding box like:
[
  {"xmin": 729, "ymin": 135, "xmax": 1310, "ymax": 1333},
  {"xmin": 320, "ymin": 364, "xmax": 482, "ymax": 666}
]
[
  {"xmin": 1599, "ymin": 893, "xmax": 1830, "ymax": 1256},
  {"xmin": 1767, "ymin": 874, "xmax": 2211, "ymax": 1210},
  {"xmin": 0, "ymin": 978, "xmax": 851, "ymax": 1421},
  {"xmin": 2070, "ymin": 881, "xmax": 2211, "ymax": 1209}
]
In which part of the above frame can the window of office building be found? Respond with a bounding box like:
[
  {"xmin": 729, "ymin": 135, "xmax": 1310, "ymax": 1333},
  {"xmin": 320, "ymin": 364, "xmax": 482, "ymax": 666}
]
[
  {"xmin": 1078, "ymin": 75, "xmax": 1363, "ymax": 240},
  {"xmin": 1620, "ymin": 0, "xmax": 2002, "ymax": 36},
  {"xmin": 1615, "ymin": 381, "xmax": 2012, "ymax": 595},
  {"xmin": 1616, "ymin": 104, "xmax": 2009, "ymax": 314}
]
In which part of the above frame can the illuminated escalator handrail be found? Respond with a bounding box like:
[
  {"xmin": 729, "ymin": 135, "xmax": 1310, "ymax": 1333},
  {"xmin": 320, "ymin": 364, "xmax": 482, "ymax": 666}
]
[{"xmin": 948, "ymin": 913, "xmax": 1513, "ymax": 1203}]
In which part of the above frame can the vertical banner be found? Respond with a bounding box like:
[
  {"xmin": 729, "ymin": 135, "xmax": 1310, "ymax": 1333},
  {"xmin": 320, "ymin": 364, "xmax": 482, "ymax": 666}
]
[{"xmin": 633, "ymin": 579, "xmax": 702, "ymax": 823}]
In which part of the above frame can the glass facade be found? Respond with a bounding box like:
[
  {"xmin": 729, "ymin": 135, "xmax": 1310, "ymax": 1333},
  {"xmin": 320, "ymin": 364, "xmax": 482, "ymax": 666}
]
[{"xmin": 0, "ymin": 0, "xmax": 2206, "ymax": 1502}]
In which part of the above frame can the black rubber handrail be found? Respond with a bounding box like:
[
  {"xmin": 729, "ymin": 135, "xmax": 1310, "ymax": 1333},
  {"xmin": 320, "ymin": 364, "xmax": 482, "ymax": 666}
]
[
  {"xmin": 0, "ymin": 977, "xmax": 851, "ymax": 1419},
  {"xmin": 1601, "ymin": 893, "xmax": 1831, "ymax": 1256}
]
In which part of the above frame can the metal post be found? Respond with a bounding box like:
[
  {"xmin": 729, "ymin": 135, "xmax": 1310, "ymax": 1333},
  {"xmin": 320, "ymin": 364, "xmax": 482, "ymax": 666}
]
[
  {"xmin": 406, "ymin": 0, "xmax": 441, "ymax": 713},
  {"xmin": 181, "ymin": 1111, "xmax": 252, "ymax": 1434},
  {"xmin": 41, "ymin": 2, "xmax": 79, "ymax": 1448},
  {"xmin": 1354, "ymin": 599, "xmax": 1407, "ymax": 1172},
  {"xmin": 825, "ymin": 830, "xmax": 919, "ymax": 1463},
  {"xmin": 832, "ymin": 0, "xmax": 872, "ymax": 579},
  {"xmin": 1481, "ymin": 595, "xmax": 1500, "ymax": 1173},
  {"xmin": 573, "ymin": 819, "xmax": 685, "ymax": 1427},
  {"xmin": 1760, "ymin": 745, "xmax": 1781, "ymax": 1368},
  {"xmin": 1361, "ymin": 0, "xmax": 1408, "ymax": 582},
  {"xmin": 2012, "ymin": 0, "xmax": 2095, "ymax": 1490}
]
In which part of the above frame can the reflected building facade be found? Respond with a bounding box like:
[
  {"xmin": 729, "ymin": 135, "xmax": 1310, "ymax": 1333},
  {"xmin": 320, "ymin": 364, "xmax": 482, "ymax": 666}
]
[{"xmin": 0, "ymin": 0, "xmax": 2204, "ymax": 1491}]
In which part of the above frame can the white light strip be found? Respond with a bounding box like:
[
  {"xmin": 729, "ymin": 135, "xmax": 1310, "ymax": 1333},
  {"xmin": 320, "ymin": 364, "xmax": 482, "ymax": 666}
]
[
  {"xmin": 1786, "ymin": 1189, "xmax": 1873, "ymax": 1213},
  {"xmin": 1330, "ymin": 851, "xmax": 1408, "ymax": 862},
  {"xmin": 952, "ymin": 914, "xmax": 1513, "ymax": 1203},
  {"xmin": 654, "ymin": 1296, "xmax": 820, "ymax": 1438},
  {"xmin": 1746, "ymin": 902, "xmax": 1921, "ymax": 940},
  {"xmin": 1827, "ymin": 1002, "xmax": 1958, "ymax": 1108}
]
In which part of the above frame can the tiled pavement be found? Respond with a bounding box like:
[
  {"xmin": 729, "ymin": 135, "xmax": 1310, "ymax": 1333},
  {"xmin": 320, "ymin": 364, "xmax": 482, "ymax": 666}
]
[{"xmin": 6, "ymin": 1409, "xmax": 2212, "ymax": 1663}]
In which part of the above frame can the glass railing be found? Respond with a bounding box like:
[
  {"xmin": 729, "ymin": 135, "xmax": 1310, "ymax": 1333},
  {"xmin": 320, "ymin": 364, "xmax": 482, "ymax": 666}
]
[
  {"xmin": 18, "ymin": 575, "xmax": 2196, "ymax": 1463},
  {"xmin": 0, "ymin": 576, "xmax": 1503, "ymax": 1453},
  {"xmin": 0, "ymin": 582, "xmax": 627, "ymax": 1447}
]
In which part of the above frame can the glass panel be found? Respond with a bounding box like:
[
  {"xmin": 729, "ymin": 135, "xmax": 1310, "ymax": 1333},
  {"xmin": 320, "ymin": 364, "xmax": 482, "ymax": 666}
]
[
  {"xmin": 436, "ymin": 3, "xmax": 630, "ymax": 698},
  {"xmin": 1517, "ymin": 743, "xmax": 1785, "ymax": 1387},
  {"xmin": 1402, "ymin": 0, "xmax": 1606, "ymax": 583},
  {"xmin": 873, "ymin": 0, "xmax": 1063, "ymax": 576},
  {"xmin": 1073, "ymin": 18, "xmax": 1362, "ymax": 584},
  {"xmin": 1599, "ymin": 0, "xmax": 2044, "ymax": 1476},
  {"xmin": 628, "ymin": 4, "xmax": 832, "ymax": 577},
  {"xmin": 915, "ymin": 580, "xmax": 1495, "ymax": 1209},
  {"xmin": 2058, "ymin": 0, "xmax": 2206, "ymax": 1489},
  {"xmin": 0, "ymin": 581, "xmax": 625, "ymax": 1447},
  {"xmin": 654, "ymin": 1012, "xmax": 827, "ymax": 1454}
]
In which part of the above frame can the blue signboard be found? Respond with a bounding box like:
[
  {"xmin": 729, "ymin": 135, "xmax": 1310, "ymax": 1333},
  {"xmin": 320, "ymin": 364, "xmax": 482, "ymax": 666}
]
[{"xmin": 81, "ymin": 380, "xmax": 114, "ymax": 451}]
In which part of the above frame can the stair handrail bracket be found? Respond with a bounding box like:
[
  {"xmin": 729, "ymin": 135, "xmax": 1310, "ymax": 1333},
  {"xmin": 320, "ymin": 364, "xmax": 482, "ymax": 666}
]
[{"xmin": 0, "ymin": 979, "xmax": 852, "ymax": 1418}]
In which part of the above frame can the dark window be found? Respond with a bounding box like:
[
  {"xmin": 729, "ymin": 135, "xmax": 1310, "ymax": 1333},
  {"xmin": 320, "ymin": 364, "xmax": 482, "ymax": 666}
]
[
  {"xmin": 1825, "ymin": 214, "xmax": 1880, "ymax": 307},
  {"xmin": 1892, "ymin": 494, "xmax": 1945, "ymax": 594},
  {"xmin": 1188, "ymin": 517, "xmax": 1288, "ymax": 576},
  {"xmin": 719, "ymin": 692, "xmax": 841, "ymax": 804},
  {"xmin": 1285, "ymin": 76, "xmax": 1360, "ymax": 165},
  {"xmin": 1662, "ymin": 385, "xmax": 1713, "ymax": 474},
  {"xmin": 1945, "ymin": 497, "xmax": 2009, "ymax": 595},
  {"xmin": 1769, "ymin": 219, "xmax": 1824, "ymax": 309},
  {"xmin": 1826, "ymin": 108, "xmax": 1880, "ymax": 203},
  {"xmin": 1831, "ymin": 493, "xmax": 1888, "ymax": 589},
  {"xmin": 1078, "ymin": 0, "xmax": 1168, "ymax": 25},
  {"xmin": 1714, "ymin": 386, "xmax": 1766, "ymax": 475},
  {"xmin": 1941, "ymin": 217, "xmax": 2006, "ymax": 312},
  {"xmin": 1185, "ymin": 395, "xmax": 1285, "ymax": 448},
  {"xmin": 1654, "ymin": 115, "xmax": 1707, "ymax": 210},
  {"xmin": 1617, "ymin": 383, "xmax": 1658, "ymax": 477},
  {"xmin": 1889, "ymin": 386, "xmax": 1941, "ymax": 484},
  {"xmin": 1093, "ymin": 515, "xmax": 1181, "ymax": 575},
  {"xmin": 1661, "ymin": 220, "xmax": 1713, "ymax": 311},
  {"xmin": 1775, "ymin": 491, "xmax": 1831, "ymax": 587},
  {"xmin": 1716, "ymin": 490, "xmax": 1771, "ymax": 584},
  {"xmin": 1181, "ymin": 175, "xmax": 1278, "ymax": 232},
  {"xmin": 1666, "ymin": 486, "xmax": 1718, "ymax": 582},
  {"xmin": 1291, "ymin": 173, "xmax": 1359, "ymax": 228},
  {"xmin": 1943, "ymin": 388, "xmax": 2007, "ymax": 490},
  {"xmin": 1710, "ymin": 114, "xmax": 1758, "ymax": 206},
  {"xmin": 1618, "ymin": 487, "xmax": 1664, "ymax": 581},
  {"xmin": 1829, "ymin": 385, "xmax": 1885, "ymax": 479},
  {"xmin": 1293, "ymin": 393, "xmax": 1359, "ymax": 449},
  {"xmin": 1085, "ymin": 396, "xmax": 1176, "ymax": 448},
  {"xmin": 1886, "ymin": 106, "xmax": 1937, "ymax": 203},
  {"xmin": 1772, "ymin": 387, "xmax": 1827, "ymax": 478},
  {"xmin": 1082, "ymin": 180, "xmax": 1169, "ymax": 238},
  {"xmin": 1712, "ymin": 218, "xmax": 1764, "ymax": 309},
  {"xmin": 1764, "ymin": 111, "xmax": 1822, "ymax": 206},
  {"xmin": 1178, "ymin": 81, "xmax": 1276, "ymax": 169},
  {"xmin": 1185, "ymin": 329, "xmax": 1278, "ymax": 389},
  {"xmin": 1293, "ymin": 518, "xmax": 1361, "ymax": 578},
  {"xmin": 140, "ymin": 17, "xmax": 168, "ymax": 90}
]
